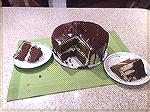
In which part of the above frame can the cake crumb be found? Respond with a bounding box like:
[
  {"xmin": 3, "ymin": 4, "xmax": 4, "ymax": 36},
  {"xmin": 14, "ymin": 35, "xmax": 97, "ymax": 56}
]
[{"xmin": 68, "ymin": 58, "xmax": 71, "ymax": 63}]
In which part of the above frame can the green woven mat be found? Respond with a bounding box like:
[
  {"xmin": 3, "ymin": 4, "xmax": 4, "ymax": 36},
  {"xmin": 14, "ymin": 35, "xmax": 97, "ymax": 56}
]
[{"xmin": 7, "ymin": 31, "xmax": 129, "ymax": 101}]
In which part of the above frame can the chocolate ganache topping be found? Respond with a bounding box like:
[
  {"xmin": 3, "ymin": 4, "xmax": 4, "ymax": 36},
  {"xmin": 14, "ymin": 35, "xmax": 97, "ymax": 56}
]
[
  {"xmin": 51, "ymin": 21, "xmax": 109, "ymax": 67},
  {"xmin": 52, "ymin": 21, "xmax": 109, "ymax": 53}
]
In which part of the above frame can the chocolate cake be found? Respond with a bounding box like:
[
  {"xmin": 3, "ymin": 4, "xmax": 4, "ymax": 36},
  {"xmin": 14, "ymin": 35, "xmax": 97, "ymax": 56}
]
[
  {"xmin": 15, "ymin": 41, "xmax": 31, "ymax": 61},
  {"xmin": 27, "ymin": 46, "xmax": 43, "ymax": 63},
  {"xmin": 14, "ymin": 41, "xmax": 43, "ymax": 63},
  {"xmin": 52, "ymin": 21, "xmax": 109, "ymax": 67},
  {"xmin": 110, "ymin": 58, "xmax": 147, "ymax": 82}
]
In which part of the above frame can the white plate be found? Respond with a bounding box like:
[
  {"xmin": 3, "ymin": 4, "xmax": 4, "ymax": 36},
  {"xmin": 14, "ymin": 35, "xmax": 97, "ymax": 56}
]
[
  {"xmin": 104, "ymin": 52, "xmax": 150, "ymax": 85},
  {"xmin": 13, "ymin": 42, "xmax": 52, "ymax": 68},
  {"xmin": 53, "ymin": 50, "xmax": 108, "ymax": 69}
]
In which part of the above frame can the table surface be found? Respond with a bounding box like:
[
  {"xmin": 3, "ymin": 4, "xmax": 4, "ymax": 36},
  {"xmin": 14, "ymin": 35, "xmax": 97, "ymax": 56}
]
[{"xmin": 2, "ymin": 7, "xmax": 149, "ymax": 111}]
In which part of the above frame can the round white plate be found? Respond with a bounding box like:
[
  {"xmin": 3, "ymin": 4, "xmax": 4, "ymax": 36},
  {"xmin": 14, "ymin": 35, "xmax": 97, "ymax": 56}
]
[
  {"xmin": 104, "ymin": 52, "xmax": 150, "ymax": 85},
  {"xmin": 13, "ymin": 42, "xmax": 52, "ymax": 68},
  {"xmin": 53, "ymin": 50, "xmax": 108, "ymax": 69}
]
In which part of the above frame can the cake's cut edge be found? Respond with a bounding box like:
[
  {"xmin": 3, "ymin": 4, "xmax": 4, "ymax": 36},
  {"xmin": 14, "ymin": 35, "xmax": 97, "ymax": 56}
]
[{"xmin": 14, "ymin": 41, "xmax": 32, "ymax": 61}]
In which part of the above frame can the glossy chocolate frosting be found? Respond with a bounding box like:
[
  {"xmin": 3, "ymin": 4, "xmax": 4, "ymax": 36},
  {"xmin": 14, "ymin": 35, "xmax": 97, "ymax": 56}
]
[{"xmin": 52, "ymin": 21, "xmax": 109, "ymax": 53}]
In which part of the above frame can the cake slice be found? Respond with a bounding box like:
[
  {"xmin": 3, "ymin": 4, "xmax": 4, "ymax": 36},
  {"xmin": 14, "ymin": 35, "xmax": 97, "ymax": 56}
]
[
  {"xmin": 14, "ymin": 41, "xmax": 31, "ymax": 61},
  {"xmin": 27, "ymin": 45, "xmax": 43, "ymax": 63},
  {"xmin": 110, "ymin": 58, "xmax": 147, "ymax": 82},
  {"xmin": 14, "ymin": 41, "xmax": 43, "ymax": 63}
]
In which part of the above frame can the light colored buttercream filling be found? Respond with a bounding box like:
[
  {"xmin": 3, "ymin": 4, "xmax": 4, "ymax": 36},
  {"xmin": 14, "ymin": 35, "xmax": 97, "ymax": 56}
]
[
  {"xmin": 118, "ymin": 61, "xmax": 137, "ymax": 81},
  {"xmin": 121, "ymin": 70, "xmax": 135, "ymax": 76},
  {"xmin": 55, "ymin": 36, "xmax": 91, "ymax": 65},
  {"xmin": 120, "ymin": 63, "xmax": 133, "ymax": 71},
  {"xmin": 25, "ymin": 47, "xmax": 32, "ymax": 61},
  {"xmin": 25, "ymin": 45, "xmax": 41, "ymax": 62},
  {"xmin": 60, "ymin": 46, "xmax": 89, "ymax": 65}
]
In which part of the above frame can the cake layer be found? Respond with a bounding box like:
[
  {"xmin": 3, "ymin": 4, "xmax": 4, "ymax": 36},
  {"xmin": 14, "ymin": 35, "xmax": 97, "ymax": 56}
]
[
  {"xmin": 54, "ymin": 35, "xmax": 90, "ymax": 65},
  {"xmin": 61, "ymin": 50, "xmax": 75, "ymax": 61},
  {"xmin": 58, "ymin": 37, "xmax": 77, "ymax": 53},
  {"xmin": 76, "ymin": 38, "xmax": 90, "ymax": 58},
  {"xmin": 58, "ymin": 36, "xmax": 90, "ymax": 56},
  {"xmin": 60, "ymin": 50, "xmax": 88, "ymax": 65},
  {"xmin": 75, "ymin": 50, "xmax": 87, "ymax": 65},
  {"xmin": 60, "ymin": 45, "xmax": 89, "ymax": 59}
]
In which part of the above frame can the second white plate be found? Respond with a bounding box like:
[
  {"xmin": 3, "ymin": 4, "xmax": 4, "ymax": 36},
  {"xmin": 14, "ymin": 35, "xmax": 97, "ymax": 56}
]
[
  {"xmin": 104, "ymin": 52, "xmax": 150, "ymax": 85},
  {"xmin": 13, "ymin": 42, "xmax": 52, "ymax": 68}
]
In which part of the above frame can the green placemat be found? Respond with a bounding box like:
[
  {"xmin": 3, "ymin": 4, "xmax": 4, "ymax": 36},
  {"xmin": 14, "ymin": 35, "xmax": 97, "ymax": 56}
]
[{"xmin": 7, "ymin": 31, "xmax": 129, "ymax": 101}]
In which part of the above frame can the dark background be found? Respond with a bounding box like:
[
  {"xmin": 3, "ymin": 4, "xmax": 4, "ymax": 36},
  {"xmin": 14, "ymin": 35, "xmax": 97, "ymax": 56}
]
[
  {"xmin": 1, "ymin": 0, "xmax": 150, "ymax": 9},
  {"xmin": 66, "ymin": 0, "xmax": 150, "ymax": 9}
]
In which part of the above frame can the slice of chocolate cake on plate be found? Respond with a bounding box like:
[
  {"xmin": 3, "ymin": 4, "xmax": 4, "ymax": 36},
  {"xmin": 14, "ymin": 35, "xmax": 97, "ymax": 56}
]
[
  {"xmin": 110, "ymin": 58, "xmax": 147, "ymax": 82},
  {"xmin": 14, "ymin": 41, "xmax": 32, "ymax": 61},
  {"xmin": 14, "ymin": 41, "xmax": 43, "ymax": 63}
]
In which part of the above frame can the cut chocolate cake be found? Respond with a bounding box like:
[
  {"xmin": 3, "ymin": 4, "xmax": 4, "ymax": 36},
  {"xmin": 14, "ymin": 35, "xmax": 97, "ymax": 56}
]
[
  {"xmin": 52, "ymin": 21, "xmax": 109, "ymax": 67},
  {"xmin": 110, "ymin": 58, "xmax": 147, "ymax": 82},
  {"xmin": 14, "ymin": 41, "xmax": 43, "ymax": 63}
]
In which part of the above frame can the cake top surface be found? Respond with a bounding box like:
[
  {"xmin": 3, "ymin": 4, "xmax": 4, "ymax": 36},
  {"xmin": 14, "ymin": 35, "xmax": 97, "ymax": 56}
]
[{"xmin": 52, "ymin": 21, "xmax": 109, "ymax": 51}]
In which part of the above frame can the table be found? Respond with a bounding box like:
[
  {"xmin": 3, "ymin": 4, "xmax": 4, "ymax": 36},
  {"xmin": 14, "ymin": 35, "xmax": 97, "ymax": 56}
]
[{"xmin": 2, "ymin": 8, "xmax": 149, "ymax": 111}]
